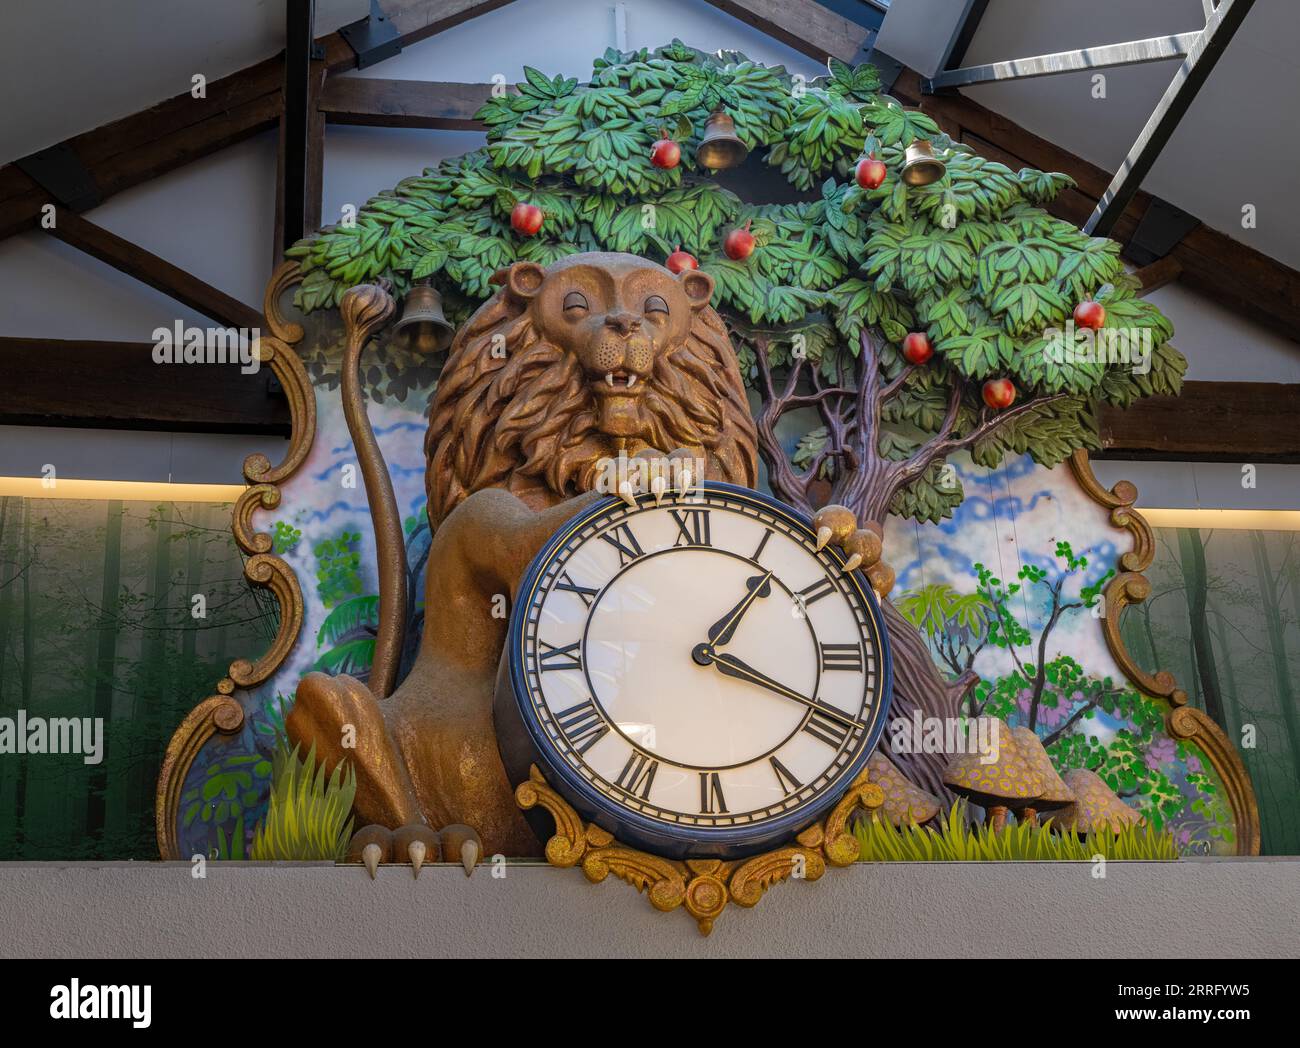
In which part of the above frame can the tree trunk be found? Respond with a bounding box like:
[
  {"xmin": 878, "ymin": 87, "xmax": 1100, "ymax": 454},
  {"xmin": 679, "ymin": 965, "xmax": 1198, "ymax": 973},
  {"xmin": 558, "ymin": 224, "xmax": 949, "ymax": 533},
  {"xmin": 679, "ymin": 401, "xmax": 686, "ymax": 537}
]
[
  {"xmin": 15, "ymin": 500, "xmax": 34, "ymax": 849},
  {"xmin": 0, "ymin": 497, "xmax": 14, "ymax": 849},
  {"xmin": 180, "ymin": 505, "xmax": 204, "ymax": 667},
  {"xmin": 1177, "ymin": 528, "xmax": 1226, "ymax": 728},
  {"xmin": 1249, "ymin": 532, "xmax": 1300, "ymax": 789},
  {"xmin": 85, "ymin": 500, "xmax": 123, "ymax": 842},
  {"xmin": 1208, "ymin": 600, "xmax": 1240, "ymax": 743},
  {"xmin": 135, "ymin": 505, "xmax": 173, "ymax": 817},
  {"xmin": 879, "ymin": 599, "xmax": 977, "ymax": 805}
]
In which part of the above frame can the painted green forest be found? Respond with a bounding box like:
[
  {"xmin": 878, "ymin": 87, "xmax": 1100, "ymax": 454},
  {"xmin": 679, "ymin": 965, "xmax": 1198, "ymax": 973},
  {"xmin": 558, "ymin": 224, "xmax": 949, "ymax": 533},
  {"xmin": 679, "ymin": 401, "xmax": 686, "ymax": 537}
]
[
  {"xmin": 0, "ymin": 496, "xmax": 273, "ymax": 859},
  {"xmin": 1119, "ymin": 526, "xmax": 1300, "ymax": 855}
]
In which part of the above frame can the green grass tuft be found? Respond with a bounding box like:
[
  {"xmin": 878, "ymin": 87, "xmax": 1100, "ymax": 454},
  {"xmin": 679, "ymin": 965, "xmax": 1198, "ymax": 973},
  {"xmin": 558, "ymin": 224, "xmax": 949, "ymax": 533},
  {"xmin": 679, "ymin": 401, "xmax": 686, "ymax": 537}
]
[
  {"xmin": 250, "ymin": 742, "xmax": 357, "ymax": 861},
  {"xmin": 855, "ymin": 803, "xmax": 1179, "ymax": 861}
]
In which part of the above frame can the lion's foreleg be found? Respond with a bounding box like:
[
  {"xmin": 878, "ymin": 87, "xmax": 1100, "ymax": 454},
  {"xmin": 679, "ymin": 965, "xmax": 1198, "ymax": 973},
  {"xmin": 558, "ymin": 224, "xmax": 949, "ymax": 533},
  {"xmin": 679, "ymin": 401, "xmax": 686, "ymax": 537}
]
[{"xmin": 287, "ymin": 671, "xmax": 423, "ymax": 829}]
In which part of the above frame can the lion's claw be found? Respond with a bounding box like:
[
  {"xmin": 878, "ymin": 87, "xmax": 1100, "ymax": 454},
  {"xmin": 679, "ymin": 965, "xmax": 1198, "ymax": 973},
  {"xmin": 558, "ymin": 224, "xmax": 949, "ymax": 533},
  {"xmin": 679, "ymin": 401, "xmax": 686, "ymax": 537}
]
[
  {"xmin": 650, "ymin": 473, "xmax": 667, "ymax": 505},
  {"xmin": 627, "ymin": 446, "xmax": 704, "ymax": 502},
  {"xmin": 439, "ymin": 824, "xmax": 482, "ymax": 877},
  {"xmin": 811, "ymin": 505, "xmax": 894, "ymax": 598},
  {"xmin": 346, "ymin": 822, "xmax": 480, "ymax": 879}
]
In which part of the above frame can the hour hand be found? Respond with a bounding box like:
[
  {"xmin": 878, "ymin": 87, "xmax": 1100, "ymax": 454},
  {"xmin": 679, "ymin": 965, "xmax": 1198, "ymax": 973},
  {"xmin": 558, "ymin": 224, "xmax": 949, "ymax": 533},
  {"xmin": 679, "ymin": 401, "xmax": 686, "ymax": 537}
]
[{"xmin": 706, "ymin": 570, "xmax": 774, "ymax": 647}]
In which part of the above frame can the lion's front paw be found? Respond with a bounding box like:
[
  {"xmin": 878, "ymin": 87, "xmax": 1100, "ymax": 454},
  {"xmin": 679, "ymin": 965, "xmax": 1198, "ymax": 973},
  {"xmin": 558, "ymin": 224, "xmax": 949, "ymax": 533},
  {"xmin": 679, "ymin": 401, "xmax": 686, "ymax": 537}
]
[
  {"xmin": 614, "ymin": 445, "xmax": 703, "ymax": 505},
  {"xmin": 347, "ymin": 822, "xmax": 483, "ymax": 880},
  {"xmin": 811, "ymin": 504, "xmax": 895, "ymax": 598}
]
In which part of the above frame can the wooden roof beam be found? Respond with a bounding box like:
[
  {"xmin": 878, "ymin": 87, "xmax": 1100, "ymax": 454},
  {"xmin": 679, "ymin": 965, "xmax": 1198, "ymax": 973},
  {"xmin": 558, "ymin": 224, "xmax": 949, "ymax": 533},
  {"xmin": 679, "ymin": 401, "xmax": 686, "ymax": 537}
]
[
  {"xmin": 0, "ymin": 338, "xmax": 289, "ymax": 435},
  {"xmin": 701, "ymin": 0, "xmax": 870, "ymax": 64},
  {"xmin": 46, "ymin": 209, "xmax": 264, "ymax": 332}
]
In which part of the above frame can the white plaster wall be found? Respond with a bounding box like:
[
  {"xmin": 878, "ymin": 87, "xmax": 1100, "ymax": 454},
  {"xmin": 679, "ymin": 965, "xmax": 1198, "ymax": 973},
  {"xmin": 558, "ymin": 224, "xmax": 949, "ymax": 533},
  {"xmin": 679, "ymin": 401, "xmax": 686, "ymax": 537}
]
[{"xmin": 1, "ymin": 860, "xmax": 1296, "ymax": 959}]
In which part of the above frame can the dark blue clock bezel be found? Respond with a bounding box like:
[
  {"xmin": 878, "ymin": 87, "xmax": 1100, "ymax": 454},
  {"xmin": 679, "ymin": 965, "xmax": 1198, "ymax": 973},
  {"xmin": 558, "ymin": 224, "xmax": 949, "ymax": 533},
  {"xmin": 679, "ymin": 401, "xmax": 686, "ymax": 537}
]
[{"xmin": 505, "ymin": 480, "xmax": 895, "ymax": 861}]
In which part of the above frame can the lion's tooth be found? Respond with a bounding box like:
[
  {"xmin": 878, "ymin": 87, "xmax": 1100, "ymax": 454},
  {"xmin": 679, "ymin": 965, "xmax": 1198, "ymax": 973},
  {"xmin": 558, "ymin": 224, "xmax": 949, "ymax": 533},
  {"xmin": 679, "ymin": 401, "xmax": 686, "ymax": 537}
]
[
  {"xmin": 605, "ymin": 372, "xmax": 615, "ymax": 387},
  {"xmin": 626, "ymin": 374, "xmax": 636, "ymax": 388}
]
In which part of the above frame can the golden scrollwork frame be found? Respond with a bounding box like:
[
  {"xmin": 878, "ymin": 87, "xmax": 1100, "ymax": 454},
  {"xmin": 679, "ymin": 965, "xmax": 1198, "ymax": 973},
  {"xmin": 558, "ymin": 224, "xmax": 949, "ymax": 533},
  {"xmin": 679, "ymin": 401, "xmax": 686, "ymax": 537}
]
[
  {"xmin": 1068, "ymin": 449, "xmax": 1261, "ymax": 855},
  {"xmin": 516, "ymin": 763, "xmax": 884, "ymax": 935},
  {"xmin": 155, "ymin": 262, "xmax": 314, "ymax": 859}
]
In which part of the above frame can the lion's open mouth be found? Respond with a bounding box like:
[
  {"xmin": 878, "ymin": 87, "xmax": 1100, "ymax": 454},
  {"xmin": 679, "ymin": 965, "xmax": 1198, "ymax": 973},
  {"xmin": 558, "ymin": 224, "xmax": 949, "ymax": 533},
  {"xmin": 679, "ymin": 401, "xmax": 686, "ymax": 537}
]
[{"xmin": 594, "ymin": 369, "xmax": 643, "ymax": 393}]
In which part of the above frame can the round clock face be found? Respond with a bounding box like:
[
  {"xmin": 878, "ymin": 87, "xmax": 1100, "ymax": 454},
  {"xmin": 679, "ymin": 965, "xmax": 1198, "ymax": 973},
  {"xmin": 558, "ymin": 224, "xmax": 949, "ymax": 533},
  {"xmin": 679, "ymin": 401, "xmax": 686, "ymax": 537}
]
[{"xmin": 507, "ymin": 482, "xmax": 893, "ymax": 859}]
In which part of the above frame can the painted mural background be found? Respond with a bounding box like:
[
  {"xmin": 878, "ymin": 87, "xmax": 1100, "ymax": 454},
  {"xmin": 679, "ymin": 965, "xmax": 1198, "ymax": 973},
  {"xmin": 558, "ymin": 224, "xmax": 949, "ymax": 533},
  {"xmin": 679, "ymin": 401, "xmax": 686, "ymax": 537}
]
[
  {"xmin": 1120, "ymin": 526, "xmax": 1300, "ymax": 854},
  {"xmin": 0, "ymin": 317, "xmax": 1287, "ymax": 858}
]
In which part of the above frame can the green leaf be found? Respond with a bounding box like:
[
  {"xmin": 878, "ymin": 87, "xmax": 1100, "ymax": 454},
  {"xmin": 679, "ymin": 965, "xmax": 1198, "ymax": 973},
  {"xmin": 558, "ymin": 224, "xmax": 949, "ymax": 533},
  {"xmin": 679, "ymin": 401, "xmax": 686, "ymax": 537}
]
[
  {"xmin": 316, "ymin": 594, "xmax": 380, "ymax": 647},
  {"xmin": 312, "ymin": 636, "xmax": 376, "ymax": 676}
]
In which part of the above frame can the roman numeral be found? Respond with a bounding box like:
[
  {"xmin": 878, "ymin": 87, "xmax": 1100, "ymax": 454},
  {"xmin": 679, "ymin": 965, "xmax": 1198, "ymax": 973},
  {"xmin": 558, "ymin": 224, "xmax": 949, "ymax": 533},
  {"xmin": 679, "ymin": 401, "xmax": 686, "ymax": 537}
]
[
  {"xmin": 555, "ymin": 701, "xmax": 608, "ymax": 754},
  {"xmin": 600, "ymin": 524, "xmax": 645, "ymax": 566},
  {"xmin": 820, "ymin": 643, "xmax": 863, "ymax": 671},
  {"xmin": 803, "ymin": 709, "xmax": 851, "ymax": 749},
  {"xmin": 555, "ymin": 571, "xmax": 598, "ymax": 608},
  {"xmin": 699, "ymin": 771, "xmax": 728, "ymax": 814},
  {"xmin": 798, "ymin": 577, "xmax": 836, "ymax": 607},
  {"xmin": 751, "ymin": 527, "xmax": 773, "ymax": 563},
  {"xmin": 769, "ymin": 756, "xmax": 802, "ymax": 794},
  {"xmin": 670, "ymin": 508, "xmax": 712, "ymax": 547},
  {"xmin": 538, "ymin": 640, "xmax": 582, "ymax": 672},
  {"xmin": 614, "ymin": 751, "xmax": 659, "ymax": 799}
]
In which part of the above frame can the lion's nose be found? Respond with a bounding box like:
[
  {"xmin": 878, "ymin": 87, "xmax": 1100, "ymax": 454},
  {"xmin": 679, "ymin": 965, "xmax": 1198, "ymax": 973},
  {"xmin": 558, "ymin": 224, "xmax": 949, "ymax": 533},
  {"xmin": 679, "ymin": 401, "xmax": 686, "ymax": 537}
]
[{"xmin": 604, "ymin": 311, "xmax": 641, "ymax": 336}]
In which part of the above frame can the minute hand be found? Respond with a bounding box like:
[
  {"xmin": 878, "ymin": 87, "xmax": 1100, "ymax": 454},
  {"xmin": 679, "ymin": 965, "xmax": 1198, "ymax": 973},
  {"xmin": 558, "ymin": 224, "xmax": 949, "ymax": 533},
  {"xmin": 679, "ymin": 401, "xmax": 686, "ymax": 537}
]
[{"xmin": 695, "ymin": 646, "xmax": 861, "ymax": 731}]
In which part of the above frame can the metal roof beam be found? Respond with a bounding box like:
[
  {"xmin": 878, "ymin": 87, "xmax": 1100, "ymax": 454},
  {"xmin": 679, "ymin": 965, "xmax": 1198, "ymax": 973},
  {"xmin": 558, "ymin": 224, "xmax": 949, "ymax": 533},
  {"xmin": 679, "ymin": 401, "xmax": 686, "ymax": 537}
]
[{"xmin": 1086, "ymin": 0, "xmax": 1257, "ymax": 237}]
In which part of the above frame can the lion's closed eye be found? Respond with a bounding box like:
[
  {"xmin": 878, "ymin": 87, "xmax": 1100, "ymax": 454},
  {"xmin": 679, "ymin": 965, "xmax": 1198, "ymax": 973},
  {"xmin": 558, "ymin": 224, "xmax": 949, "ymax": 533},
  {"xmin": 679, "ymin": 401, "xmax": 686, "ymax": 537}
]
[
  {"xmin": 644, "ymin": 295, "xmax": 669, "ymax": 316},
  {"xmin": 563, "ymin": 291, "xmax": 589, "ymax": 312}
]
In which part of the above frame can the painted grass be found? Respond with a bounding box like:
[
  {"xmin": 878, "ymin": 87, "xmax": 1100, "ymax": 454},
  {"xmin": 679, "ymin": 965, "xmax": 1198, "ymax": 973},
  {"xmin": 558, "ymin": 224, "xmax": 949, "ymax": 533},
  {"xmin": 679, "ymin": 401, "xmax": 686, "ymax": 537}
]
[
  {"xmin": 855, "ymin": 803, "xmax": 1179, "ymax": 861},
  {"xmin": 251, "ymin": 743, "xmax": 356, "ymax": 861}
]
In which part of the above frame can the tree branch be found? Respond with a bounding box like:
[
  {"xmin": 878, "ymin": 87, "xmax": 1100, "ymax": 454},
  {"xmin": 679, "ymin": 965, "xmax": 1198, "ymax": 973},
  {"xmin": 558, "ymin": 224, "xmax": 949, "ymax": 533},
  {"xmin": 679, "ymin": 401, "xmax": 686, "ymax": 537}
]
[
  {"xmin": 879, "ymin": 363, "xmax": 915, "ymax": 403},
  {"xmin": 752, "ymin": 334, "xmax": 817, "ymax": 512}
]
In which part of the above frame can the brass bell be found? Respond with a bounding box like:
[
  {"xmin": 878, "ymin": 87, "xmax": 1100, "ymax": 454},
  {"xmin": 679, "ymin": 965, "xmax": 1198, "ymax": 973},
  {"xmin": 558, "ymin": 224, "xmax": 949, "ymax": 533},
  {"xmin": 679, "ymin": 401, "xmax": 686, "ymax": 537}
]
[
  {"xmin": 394, "ymin": 280, "xmax": 454, "ymax": 353},
  {"xmin": 696, "ymin": 107, "xmax": 748, "ymax": 171},
  {"xmin": 900, "ymin": 138, "xmax": 946, "ymax": 187}
]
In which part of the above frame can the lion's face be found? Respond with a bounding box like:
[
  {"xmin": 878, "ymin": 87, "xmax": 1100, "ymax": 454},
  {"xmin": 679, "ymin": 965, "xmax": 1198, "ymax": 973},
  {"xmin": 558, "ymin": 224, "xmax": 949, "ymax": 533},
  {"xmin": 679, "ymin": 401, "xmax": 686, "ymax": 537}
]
[
  {"xmin": 425, "ymin": 252, "xmax": 757, "ymax": 524},
  {"xmin": 521, "ymin": 255, "xmax": 713, "ymax": 438}
]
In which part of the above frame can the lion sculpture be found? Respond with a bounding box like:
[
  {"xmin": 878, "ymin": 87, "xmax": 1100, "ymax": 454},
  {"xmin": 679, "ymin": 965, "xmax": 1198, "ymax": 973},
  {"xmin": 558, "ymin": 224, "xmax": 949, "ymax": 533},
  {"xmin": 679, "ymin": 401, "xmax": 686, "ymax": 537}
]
[{"xmin": 286, "ymin": 253, "xmax": 782, "ymax": 868}]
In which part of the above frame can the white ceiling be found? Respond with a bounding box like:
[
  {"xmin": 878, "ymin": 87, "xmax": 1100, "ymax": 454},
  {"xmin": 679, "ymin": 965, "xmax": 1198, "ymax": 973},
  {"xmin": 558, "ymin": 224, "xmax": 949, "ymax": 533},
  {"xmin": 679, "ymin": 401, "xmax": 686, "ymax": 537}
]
[
  {"xmin": 2, "ymin": 0, "xmax": 1294, "ymax": 273},
  {"xmin": 883, "ymin": 0, "xmax": 1300, "ymax": 269},
  {"xmin": 0, "ymin": 0, "xmax": 364, "ymax": 164}
]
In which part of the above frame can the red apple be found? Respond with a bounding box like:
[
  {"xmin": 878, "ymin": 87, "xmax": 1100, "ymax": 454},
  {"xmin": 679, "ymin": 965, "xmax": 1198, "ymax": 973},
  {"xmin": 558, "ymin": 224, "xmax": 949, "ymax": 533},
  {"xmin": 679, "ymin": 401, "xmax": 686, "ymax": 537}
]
[
  {"xmin": 510, "ymin": 201, "xmax": 544, "ymax": 236},
  {"xmin": 665, "ymin": 245, "xmax": 698, "ymax": 274},
  {"xmin": 1073, "ymin": 299, "xmax": 1106, "ymax": 330},
  {"xmin": 855, "ymin": 154, "xmax": 887, "ymax": 190},
  {"xmin": 901, "ymin": 331, "xmax": 933, "ymax": 365},
  {"xmin": 650, "ymin": 134, "xmax": 681, "ymax": 169},
  {"xmin": 724, "ymin": 220, "xmax": 755, "ymax": 261},
  {"xmin": 982, "ymin": 378, "xmax": 1016, "ymax": 410}
]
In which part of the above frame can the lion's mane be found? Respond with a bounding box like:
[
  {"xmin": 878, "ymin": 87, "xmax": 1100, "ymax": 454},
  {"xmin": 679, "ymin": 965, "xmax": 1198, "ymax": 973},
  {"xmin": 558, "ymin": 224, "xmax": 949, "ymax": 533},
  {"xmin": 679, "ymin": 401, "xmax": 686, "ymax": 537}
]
[{"xmin": 424, "ymin": 283, "xmax": 758, "ymax": 525}]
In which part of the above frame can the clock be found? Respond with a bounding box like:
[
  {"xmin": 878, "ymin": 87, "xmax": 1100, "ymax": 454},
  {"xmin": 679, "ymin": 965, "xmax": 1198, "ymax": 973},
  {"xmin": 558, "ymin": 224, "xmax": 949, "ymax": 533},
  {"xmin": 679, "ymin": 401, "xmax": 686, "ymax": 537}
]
[{"xmin": 498, "ymin": 481, "xmax": 893, "ymax": 860}]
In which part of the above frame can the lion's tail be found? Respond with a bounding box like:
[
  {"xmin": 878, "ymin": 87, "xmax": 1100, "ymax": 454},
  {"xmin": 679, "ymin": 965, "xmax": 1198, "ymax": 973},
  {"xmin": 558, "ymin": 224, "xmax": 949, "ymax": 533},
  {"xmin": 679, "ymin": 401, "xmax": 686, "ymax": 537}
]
[{"xmin": 338, "ymin": 283, "xmax": 407, "ymax": 699}]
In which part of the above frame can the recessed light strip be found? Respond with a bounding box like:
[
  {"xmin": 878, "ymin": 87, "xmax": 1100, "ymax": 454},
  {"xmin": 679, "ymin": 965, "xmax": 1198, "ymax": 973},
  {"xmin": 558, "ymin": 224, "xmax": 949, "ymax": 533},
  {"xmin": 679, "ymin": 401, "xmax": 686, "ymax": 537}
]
[
  {"xmin": 0, "ymin": 477, "xmax": 244, "ymax": 503},
  {"xmin": 1140, "ymin": 508, "xmax": 1300, "ymax": 532}
]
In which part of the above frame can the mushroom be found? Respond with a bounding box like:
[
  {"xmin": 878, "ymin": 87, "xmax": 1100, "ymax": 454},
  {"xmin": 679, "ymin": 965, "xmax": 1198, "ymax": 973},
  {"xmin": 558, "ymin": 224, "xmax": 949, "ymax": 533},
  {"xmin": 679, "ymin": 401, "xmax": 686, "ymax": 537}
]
[
  {"xmin": 1049, "ymin": 768, "xmax": 1143, "ymax": 835},
  {"xmin": 1008, "ymin": 726, "xmax": 1075, "ymax": 827},
  {"xmin": 867, "ymin": 751, "xmax": 942, "ymax": 827},
  {"xmin": 942, "ymin": 717, "xmax": 1044, "ymax": 832}
]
